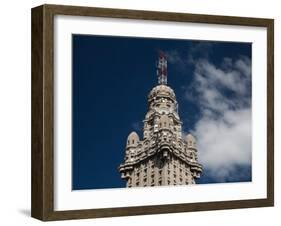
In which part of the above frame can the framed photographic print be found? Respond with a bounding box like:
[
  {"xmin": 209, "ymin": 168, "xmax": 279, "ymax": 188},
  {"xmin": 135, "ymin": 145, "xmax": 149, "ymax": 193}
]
[{"xmin": 31, "ymin": 4, "xmax": 274, "ymax": 221}]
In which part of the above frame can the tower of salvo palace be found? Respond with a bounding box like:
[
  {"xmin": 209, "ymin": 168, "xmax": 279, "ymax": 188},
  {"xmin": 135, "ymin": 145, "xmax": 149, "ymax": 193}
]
[{"xmin": 119, "ymin": 52, "xmax": 203, "ymax": 188}]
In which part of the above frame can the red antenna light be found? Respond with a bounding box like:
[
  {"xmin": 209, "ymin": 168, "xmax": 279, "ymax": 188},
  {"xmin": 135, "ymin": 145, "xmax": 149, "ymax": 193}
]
[{"xmin": 157, "ymin": 51, "xmax": 168, "ymax": 85}]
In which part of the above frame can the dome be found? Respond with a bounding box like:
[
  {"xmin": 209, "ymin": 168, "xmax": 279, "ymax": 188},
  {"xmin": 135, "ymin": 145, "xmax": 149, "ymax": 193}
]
[
  {"xmin": 148, "ymin": 85, "xmax": 176, "ymax": 101},
  {"xmin": 126, "ymin": 131, "xmax": 139, "ymax": 147},
  {"xmin": 186, "ymin": 133, "xmax": 196, "ymax": 148},
  {"xmin": 186, "ymin": 133, "xmax": 195, "ymax": 141}
]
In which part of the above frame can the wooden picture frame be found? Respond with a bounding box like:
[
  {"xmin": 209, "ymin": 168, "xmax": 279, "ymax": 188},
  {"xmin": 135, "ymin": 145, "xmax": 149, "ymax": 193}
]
[{"xmin": 31, "ymin": 4, "xmax": 274, "ymax": 221}]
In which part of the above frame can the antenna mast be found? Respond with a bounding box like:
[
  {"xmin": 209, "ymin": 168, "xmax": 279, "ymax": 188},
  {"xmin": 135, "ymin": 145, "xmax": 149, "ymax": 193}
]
[{"xmin": 157, "ymin": 51, "xmax": 168, "ymax": 85}]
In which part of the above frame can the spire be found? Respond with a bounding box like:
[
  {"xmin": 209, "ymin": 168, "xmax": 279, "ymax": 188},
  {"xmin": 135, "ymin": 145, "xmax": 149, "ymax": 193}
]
[
  {"xmin": 119, "ymin": 50, "xmax": 203, "ymax": 187},
  {"xmin": 157, "ymin": 51, "xmax": 168, "ymax": 85}
]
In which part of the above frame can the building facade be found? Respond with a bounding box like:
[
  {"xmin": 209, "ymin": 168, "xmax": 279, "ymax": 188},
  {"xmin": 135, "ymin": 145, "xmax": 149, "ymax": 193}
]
[{"xmin": 119, "ymin": 53, "xmax": 202, "ymax": 187}]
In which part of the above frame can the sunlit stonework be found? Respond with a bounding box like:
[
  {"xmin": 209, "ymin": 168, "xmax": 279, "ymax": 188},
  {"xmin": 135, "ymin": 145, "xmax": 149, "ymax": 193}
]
[{"xmin": 119, "ymin": 53, "xmax": 202, "ymax": 187}]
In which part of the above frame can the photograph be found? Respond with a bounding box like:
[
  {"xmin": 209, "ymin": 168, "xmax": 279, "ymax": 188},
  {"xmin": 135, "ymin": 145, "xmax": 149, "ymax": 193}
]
[
  {"xmin": 72, "ymin": 35, "xmax": 252, "ymax": 190},
  {"xmin": 0, "ymin": 0, "xmax": 278, "ymax": 225},
  {"xmin": 31, "ymin": 4, "xmax": 273, "ymax": 220}
]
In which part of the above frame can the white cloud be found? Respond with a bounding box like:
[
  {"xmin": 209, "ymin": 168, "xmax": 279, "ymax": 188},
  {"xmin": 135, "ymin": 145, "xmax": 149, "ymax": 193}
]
[
  {"xmin": 185, "ymin": 56, "xmax": 252, "ymax": 182},
  {"xmin": 194, "ymin": 59, "xmax": 251, "ymax": 97},
  {"xmin": 194, "ymin": 108, "xmax": 251, "ymax": 181}
]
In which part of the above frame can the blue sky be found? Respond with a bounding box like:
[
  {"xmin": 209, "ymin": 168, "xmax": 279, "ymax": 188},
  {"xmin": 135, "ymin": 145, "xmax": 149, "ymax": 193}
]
[{"xmin": 72, "ymin": 34, "xmax": 252, "ymax": 189}]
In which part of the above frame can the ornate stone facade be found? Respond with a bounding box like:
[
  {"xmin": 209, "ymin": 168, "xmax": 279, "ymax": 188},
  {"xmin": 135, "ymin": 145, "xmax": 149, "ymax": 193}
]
[{"xmin": 119, "ymin": 54, "xmax": 202, "ymax": 187}]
